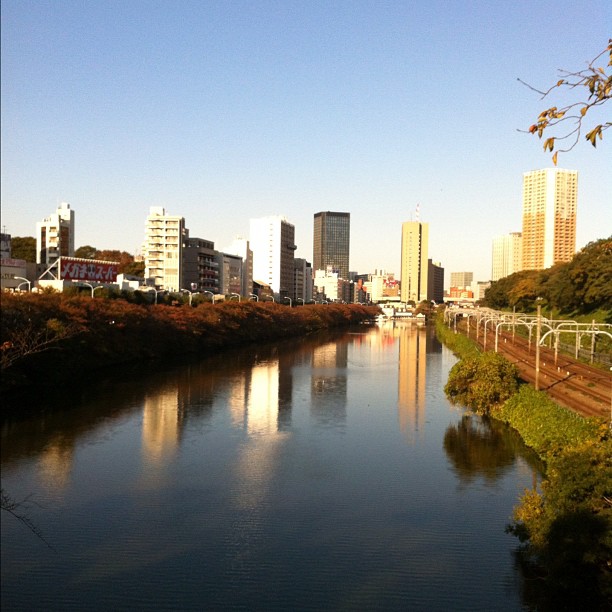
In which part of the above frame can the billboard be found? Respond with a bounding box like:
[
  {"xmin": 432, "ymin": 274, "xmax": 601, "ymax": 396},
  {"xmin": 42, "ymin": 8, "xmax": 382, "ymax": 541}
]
[{"xmin": 60, "ymin": 257, "xmax": 119, "ymax": 282}]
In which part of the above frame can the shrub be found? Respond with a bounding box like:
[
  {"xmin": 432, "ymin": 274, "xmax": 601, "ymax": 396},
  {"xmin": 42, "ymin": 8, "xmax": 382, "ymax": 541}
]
[{"xmin": 444, "ymin": 352, "xmax": 520, "ymax": 414}]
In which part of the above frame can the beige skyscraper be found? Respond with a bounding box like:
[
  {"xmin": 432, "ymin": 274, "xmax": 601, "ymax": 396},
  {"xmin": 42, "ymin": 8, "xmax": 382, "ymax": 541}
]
[
  {"xmin": 522, "ymin": 168, "xmax": 577, "ymax": 271},
  {"xmin": 400, "ymin": 221, "xmax": 429, "ymax": 303}
]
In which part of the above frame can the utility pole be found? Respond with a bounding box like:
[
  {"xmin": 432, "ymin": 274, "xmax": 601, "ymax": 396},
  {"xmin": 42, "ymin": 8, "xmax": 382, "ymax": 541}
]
[{"xmin": 535, "ymin": 303, "xmax": 541, "ymax": 391}]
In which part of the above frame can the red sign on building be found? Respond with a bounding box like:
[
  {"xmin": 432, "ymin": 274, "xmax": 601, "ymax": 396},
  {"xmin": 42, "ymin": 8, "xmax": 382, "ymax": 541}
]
[{"xmin": 59, "ymin": 257, "xmax": 118, "ymax": 282}]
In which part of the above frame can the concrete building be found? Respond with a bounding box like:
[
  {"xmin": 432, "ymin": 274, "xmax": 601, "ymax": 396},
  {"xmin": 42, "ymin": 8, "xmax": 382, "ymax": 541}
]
[
  {"xmin": 400, "ymin": 221, "xmax": 429, "ymax": 304},
  {"xmin": 1, "ymin": 233, "xmax": 11, "ymax": 259},
  {"xmin": 144, "ymin": 207, "xmax": 187, "ymax": 290},
  {"xmin": 222, "ymin": 237, "xmax": 253, "ymax": 297},
  {"xmin": 449, "ymin": 271, "xmax": 473, "ymax": 289},
  {"xmin": 313, "ymin": 211, "xmax": 350, "ymax": 279},
  {"xmin": 492, "ymin": 232, "xmax": 522, "ymax": 281},
  {"xmin": 36, "ymin": 202, "xmax": 75, "ymax": 266},
  {"xmin": 522, "ymin": 168, "xmax": 577, "ymax": 271},
  {"xmin": 427, "ymin": 260, "xmax": 444, "ymax": 304},
  {"xmin": 183, "ymin": 237, "xmax": 218, "ymax": 293},
  {"xmin": 314, "ymin": 266, "xmax": 342, "ymax": 302},
  {"xmin": 250, "ymin": 216, "xmax": 296, "ymax": 299},
  {"xmin": 216, "ymin": 251, "xmax": 243, "ymax": 296},
  {"xmin": 293, "ymin": 258, "xmax": 313, "ymax": 303}
]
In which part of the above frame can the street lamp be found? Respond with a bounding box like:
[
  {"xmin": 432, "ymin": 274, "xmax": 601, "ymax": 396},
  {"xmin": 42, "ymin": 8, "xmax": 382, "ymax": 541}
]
[
  {"xmin": 535, "ymin": 299, "xmax": 543, "ymax": 391},
  {"xmin": 82, "ymin": 282, "xmax": 104, "ymax": 298},
  {"xmin": 181, "ymin": 289, "xmax": 194, "ymax": 306},
  {"xmin": 296, "ymin": 298, "xmax": 304, "ymax": 305},
  {"xmin": 264, "ymin": 295, "xmax": 275, "ymax": 303},
  {"xmin": 148, "ymin": 289, "xmax": 165, "ymax": 304},
  {"xmin": 284, "ymin": 297, "xmax": 292, "ymax": 307},
  {"xmin": 230, "ymin": 293, "xmax": 241, "ymax": 302},
  {"xmin": 14, "ymin": 276, "xmax": 31, "ymax": 292},
  {"xmin": 203, "ymin": 290, "xmax": 215, "ymax": 303},
  {"xmin": 249, "ymin": 293, "xmax": 258, "ymax": 301}
]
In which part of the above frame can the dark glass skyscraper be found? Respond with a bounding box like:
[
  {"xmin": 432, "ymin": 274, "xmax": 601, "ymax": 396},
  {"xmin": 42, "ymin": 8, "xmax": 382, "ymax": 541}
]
[{"xmin": 313, "ymin": 211, "xmax": 350, "ymax": 279}]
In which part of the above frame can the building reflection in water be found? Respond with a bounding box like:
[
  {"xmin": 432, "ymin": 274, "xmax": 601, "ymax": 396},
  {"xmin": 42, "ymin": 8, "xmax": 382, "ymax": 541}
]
[
  {"xmin": 38, "ymin": 439, "xmax": 74, "ymax": 492},
  {"xmin": 232, "ymin": 356, "xmax": 290, "ymax": 526},
  {"xmin": 141, "ymin": 388, "xmax": 179, "ymax": 480},
  {"xmin": 310, "ymin": 342, "xmax": 348, "ymax": 427},
  {"xmin": 397, "ymin": 323, "xmax": 428, "ymax": 443}
]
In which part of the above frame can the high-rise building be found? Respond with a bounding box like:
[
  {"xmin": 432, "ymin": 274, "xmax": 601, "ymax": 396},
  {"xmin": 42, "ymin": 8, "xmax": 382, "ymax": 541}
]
[
  {"xmin": 313, "ymin": 211, "xmax": 350, "ymax": 279},
  {"xmin": 400, "ymin": 221, "xmax": 429, "ymax": 303},
  {"xmin": 36, "ymin": 202, "xmax": 75, "ymax": 266},
  {"xmin": 249, "ymin": 216, "xmax": 297, "ymax": 298},
  {"xmin": 144, "ymin": 207, "xmax": 187, "ymax": 290},
  {"xmin": 492, "ymin": 232, "xmax": 522, "ymax": 281},
  {"xmin": 522, "ymin": 168, "xmax": 577, "ymax": 271}
]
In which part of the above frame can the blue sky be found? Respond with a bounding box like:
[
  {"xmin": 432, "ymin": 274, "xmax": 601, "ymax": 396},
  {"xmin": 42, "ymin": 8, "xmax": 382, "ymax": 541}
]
[{"xmin": 2, "ymin": 0, "xmax": 610, "ymax": 284}]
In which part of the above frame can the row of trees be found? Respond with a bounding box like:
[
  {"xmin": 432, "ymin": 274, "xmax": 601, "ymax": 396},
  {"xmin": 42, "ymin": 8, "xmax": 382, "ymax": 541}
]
[
  {"xmin": 483, "ymin": 237, "xmax": 612, "ymax": 315},
  {"xmin": 0, "ymin": 293, "xmax": 379, "ymax": 395}
]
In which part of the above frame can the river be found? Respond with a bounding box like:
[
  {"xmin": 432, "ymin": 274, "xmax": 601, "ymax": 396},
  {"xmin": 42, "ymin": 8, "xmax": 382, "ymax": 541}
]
[{"xmin": 1, "ymin": 321, "xmax": 542, "ymax": 611}]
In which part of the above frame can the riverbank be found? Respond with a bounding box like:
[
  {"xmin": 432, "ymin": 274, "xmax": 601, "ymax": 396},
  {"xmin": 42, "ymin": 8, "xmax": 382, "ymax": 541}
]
[
  {"xmin": 0, "ymin": 293, "xmax": 379, "ymax": 397},
  {"xmin": 436, "ymin": 313, "xmax": 612, "ymax": 607}
]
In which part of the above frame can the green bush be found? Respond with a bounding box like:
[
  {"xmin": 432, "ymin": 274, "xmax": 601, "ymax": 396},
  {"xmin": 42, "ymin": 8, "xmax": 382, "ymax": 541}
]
[
  {"xmin": 444, "ymin": 352, "xmax": 520, "ymax": 414},
  {"xmin": 494, "ymin": 385, "xmax": 602, "ymax": 457}
]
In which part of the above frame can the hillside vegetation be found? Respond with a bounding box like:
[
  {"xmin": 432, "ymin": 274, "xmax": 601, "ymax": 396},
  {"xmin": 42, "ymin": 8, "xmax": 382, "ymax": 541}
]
[{"xmin": 483, "ymin": 237, "xmax": 612, "ymax": 317}]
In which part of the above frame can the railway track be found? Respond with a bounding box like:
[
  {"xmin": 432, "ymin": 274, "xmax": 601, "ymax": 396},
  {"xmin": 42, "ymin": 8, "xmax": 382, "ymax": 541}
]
[{"xmin": 462, "ymin": 322, "xmax": 611, "ymax": 420}]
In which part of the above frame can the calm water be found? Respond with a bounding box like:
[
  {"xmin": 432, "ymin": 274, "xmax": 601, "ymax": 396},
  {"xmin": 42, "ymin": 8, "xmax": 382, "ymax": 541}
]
[{"xmin": 1, "ymin": 322, "xmax": 541, "ymax": 611}]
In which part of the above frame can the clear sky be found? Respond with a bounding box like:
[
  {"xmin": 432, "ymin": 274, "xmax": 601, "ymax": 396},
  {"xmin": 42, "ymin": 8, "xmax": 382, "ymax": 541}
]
[{"xmin": 2, "ymin": 0, "xmax": 610, "ymax": 285}]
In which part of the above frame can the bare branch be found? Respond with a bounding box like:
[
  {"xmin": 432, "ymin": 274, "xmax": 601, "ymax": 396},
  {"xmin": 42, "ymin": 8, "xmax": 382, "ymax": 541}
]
[
  {"xmin": 520, "ymin": 40, "xmax": 611, "ymax": 164},
  {"xmin": 1, "ymin": 488, "xmax": 55, "ymax": 550}
]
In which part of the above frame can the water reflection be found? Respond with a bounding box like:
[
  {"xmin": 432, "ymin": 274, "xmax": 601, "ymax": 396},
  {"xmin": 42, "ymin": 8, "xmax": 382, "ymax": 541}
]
[
  {"xmin": 443, "ymin": 415, "xmax": 542, "ymax": 486},
  {"xmin": 311, "ymin": 342, "xmax": 348, "ymax": 428},
  {"xmin": 2, "ymin": 325, "xmax": 547, "ymax": 611},
  {"xmin": 397, "ymin": 324, "xmax": 428, "ymax": 443}
]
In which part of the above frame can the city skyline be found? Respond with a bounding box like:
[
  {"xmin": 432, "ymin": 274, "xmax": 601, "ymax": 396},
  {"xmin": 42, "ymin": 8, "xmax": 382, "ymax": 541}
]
[{"xmin": 2, "ymin": 2, "xmax": 610, "ymax": 283}]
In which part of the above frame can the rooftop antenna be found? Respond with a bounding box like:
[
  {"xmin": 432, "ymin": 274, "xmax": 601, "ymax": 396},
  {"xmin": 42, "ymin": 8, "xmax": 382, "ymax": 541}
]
[{"xmin": 415, "ymin": 203, "xmax": 420, "ymax": 222}]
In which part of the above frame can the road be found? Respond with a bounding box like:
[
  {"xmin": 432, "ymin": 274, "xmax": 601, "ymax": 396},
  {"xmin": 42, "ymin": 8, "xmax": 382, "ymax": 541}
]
[{"xmin": 460, "ymin": 321, "xmax": 612, "ymax": 420}]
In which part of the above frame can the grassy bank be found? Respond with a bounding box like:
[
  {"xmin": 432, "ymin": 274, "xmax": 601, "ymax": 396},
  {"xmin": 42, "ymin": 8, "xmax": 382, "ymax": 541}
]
[
  {"xmin": 436, "ymin": 311, "xmax": 611, "ymax": 605},
  {"xmin": 1, "ymin": 293, "xmax": 379, "ymax": 395}
]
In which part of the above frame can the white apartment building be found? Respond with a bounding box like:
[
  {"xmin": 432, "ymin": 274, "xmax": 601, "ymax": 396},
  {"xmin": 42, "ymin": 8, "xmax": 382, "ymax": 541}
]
[
  {"xmin": 36, "ymin": 202, "xmax": 75, "ymax": 266},
  {"xmin": 492, "ymin": 232, "xmax": 522, "ymax": 281},
  {"xmin": 144, "ymin": 207, "xmax": 187, "ymax": 290},
  {"xmin": 314, "ymin": 266, "xmax": 342, "ymax": 302},
  {"xmin": 249, "ymin": 216, "xmax": 296, "ymax": 298}
]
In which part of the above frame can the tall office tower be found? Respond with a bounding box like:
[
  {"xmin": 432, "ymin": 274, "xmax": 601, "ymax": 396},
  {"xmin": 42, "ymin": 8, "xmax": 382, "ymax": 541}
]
[
  {"xmin": 36, "ymin": 202, "xmax": 75, "ymax": 265},
  {"xmin": 492, "ymin": 232, "xmax": 522, "ymax": 281},
  {"xmin": 144, "ymin": 207, "xmax": 187, "ymax": 290},
  {"xmin": 400, "ymin": 221, "xmax": 429, "ymax": 303},
  {"xmin": 522, "ymin": 168, "xmax": 577, "ymax": 270},
  {"xmin": 249, "ymin": 215, "xmax": 297, "ymax": 298},
  {"xmin": 313, "ymin": 211, "xmax": 350, "ymax": 279},
  {"xmin": 449, "ymin": 271, "xmax": 473, "ymax": 289}
]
